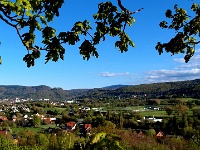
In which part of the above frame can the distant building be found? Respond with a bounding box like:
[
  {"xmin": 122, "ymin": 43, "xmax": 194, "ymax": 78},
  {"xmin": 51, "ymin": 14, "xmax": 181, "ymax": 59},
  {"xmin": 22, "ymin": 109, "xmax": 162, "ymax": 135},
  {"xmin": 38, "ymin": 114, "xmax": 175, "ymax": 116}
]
[
  {"xmin": 79, "ymin": 107, "xmax": 90, "ymax": 112},
  {"xmin": 79, "ymin": 123, "xmax": 92, "ymax": 137},
  {"xmin": 12, "ymin": 115, "xmax": 17, "ymax": 122},
  {"xmin": 65, "ymin": 121, "xmax": 77, "ymax": 132},
  {"xmin": 44, "ymin": 99, "xmax": 49, "ymax": 101},
  {"xmin": 156, "ymin": 131, "xmax": 165, "ymax": 139},
  {"xmin": 66, "ymin": 100, "xmax": 74, "ymax": 104},
  {"xmin": 0, "ymin": 130, "xmax": 7, "ymax": 136},
  {"xmin": 68, "ymin": 108, "xmax": 74, "ymax": 116},
  {"xmin": 0, "ymin": 116, "xmax": 8, "ymax": 121},
  {"xmin": 138, "ymin": 116, "xmax": 162, "ymax": 123},
  {"xmin": 145, "ymin": 115, "xmax": 162, "ymax": 122}
]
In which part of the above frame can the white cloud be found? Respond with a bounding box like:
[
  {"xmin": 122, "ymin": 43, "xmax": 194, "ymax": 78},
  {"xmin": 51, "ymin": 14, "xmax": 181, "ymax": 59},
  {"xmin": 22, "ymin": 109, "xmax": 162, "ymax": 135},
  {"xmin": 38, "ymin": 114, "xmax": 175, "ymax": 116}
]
[
  {"xmin": 99, "ymin": 72, "xmax": 130, "ymax": 77},
  {"xmin": 147, "ymin": 68, "xmax": 200, "ymax": 79},
  {"xmin": 98, "ymin": 48, "xmax": 200, "ymax": 85},
  {"xmin": 173, "ymin": 58, "xmax": 185, "ymax": 63},
  {"xmin": 144, "ymin": 51, "xmax": 200, "ymax": 83}
]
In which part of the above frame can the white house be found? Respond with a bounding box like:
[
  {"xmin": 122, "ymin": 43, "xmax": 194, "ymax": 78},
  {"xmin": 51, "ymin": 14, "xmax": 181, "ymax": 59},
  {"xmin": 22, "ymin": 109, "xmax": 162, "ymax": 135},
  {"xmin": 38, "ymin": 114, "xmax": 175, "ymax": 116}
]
[{"xmin": 145, "ymin": 115, "xmax": 162, "ymax": 122}]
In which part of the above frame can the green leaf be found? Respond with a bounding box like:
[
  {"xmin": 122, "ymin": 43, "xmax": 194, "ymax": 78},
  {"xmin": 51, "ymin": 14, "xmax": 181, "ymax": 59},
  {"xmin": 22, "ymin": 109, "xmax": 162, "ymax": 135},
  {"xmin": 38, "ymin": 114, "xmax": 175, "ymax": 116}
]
[
  {"xmin": 90, "ymin": 132, "xmax": 107, "ymax": 144},
  {"xmin": 79, "ymin": 40, "xmax": 98, "ymax": 60},
  {"xmin": 165, "ymin": 9, "xmax": 173, "ymax": 18},
  {"xmin": 0, "ymin": 56, "xmax": 2, "ymax": 65}
]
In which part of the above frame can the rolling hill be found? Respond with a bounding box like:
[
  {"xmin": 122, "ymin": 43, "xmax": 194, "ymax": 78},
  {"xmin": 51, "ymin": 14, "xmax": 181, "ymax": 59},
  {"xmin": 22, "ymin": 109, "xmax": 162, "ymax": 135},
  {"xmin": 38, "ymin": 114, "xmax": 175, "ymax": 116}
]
[{"xmin": 0, "ymin": 79, "xmax": 200, "ymax": 101}]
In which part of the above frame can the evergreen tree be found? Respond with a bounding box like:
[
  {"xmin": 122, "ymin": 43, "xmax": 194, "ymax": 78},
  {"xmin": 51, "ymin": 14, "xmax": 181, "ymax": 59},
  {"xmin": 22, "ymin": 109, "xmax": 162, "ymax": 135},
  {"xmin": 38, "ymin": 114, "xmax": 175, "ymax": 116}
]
[{"xmin": 119, "ymin": 111, "xmax": 124, "ymax": 128}]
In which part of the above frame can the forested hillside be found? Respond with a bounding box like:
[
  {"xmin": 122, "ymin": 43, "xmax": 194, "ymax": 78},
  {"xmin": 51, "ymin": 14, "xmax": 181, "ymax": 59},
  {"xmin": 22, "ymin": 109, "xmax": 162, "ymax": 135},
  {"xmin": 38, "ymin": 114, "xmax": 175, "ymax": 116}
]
[
  {"xmin": 116, "ymin": 79, "xmax": 200, "ymax": 98},
  {"xmin": 0, "ymin": 85, "xmax": 70, "ymax": 100},
  {"xmin": 0, "ymin": 79, "xmax": 200, "ymax": 100}
]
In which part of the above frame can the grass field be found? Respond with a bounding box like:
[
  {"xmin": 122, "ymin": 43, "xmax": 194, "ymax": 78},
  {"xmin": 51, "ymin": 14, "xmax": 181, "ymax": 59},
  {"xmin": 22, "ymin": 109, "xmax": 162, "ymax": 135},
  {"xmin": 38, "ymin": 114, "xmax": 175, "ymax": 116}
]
[
  {"xmin": 139, "ymin": 110, "xmax": 167, "ymax": 117},
  {"xmin": 182, "ymin": 98, "xmax": 200, "ymax": 101},
  {"xmin": 39, "ymin": 107, "xmax": 67, "ymax": 113},
  {"xmin": 193, "ymin": 106, "xmax": 200, "ymax": 109},
  {"xmin": 104, "ymin": 104, "xmax": 198, "ymax": 118},
  {"xmin": 106, "ymin": 106, "xmax": 145, "ymax": 111},
  {"xmin": 12, "ymin": 127, "xmax": 42, "ymax": 133},
  {"xmin": 12, "ymin": 124, "xmax": 58, "ymax": 134},
  {"xmin": 139, "ymin": 109, "xmax": 194, "ymax": 117}
]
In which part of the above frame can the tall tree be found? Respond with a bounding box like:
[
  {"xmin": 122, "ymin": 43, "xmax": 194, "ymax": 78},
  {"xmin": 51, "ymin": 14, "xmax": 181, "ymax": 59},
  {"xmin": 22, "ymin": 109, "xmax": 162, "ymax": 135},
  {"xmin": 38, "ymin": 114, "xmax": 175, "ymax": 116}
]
[
  {"xmin": 107, "ymin": 110, "xmax": 112, "ymax": 121},
  {"xmin": 175, "ymin": 105, "xmax": 189, "ymax": 116},
  {"xmin": 165, "ymin": 106, "xmax": 174, "ymax": 116},
  {"xmin": 119, "ymin": 111, "xmax": 124, "ymax": 128},
  {"xmin": 32, "ymin": 114, "xmax": 41, "ymax": 127},
  {"xmin": 183, "ymin": 113, "xmax": 188, "ymax": 128}
]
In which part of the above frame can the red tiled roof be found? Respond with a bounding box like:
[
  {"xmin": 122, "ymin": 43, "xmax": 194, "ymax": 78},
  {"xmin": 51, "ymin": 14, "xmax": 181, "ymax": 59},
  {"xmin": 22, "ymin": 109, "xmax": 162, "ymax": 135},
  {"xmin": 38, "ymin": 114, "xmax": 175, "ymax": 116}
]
[
  {"xmin": 1, "ymin": 116, "xmax": 8, "ymax": 121},
  {"xmin": 84, "ymin": 124, "xmax": 92, "ymax": 129},
  {"xmin": 66, "ymin": 121, "xmax": 76, "ymax": 127},
  {"xmin": 0, "ymin": 131, "xmax": 7, "ymax": 135},
  {"xmin": 45, "ymin": 118, "xmax": 51, "ymax": 122},
  {"xmin": 156, "ymin": 131, "xmax": 164, "ymax": 139}
]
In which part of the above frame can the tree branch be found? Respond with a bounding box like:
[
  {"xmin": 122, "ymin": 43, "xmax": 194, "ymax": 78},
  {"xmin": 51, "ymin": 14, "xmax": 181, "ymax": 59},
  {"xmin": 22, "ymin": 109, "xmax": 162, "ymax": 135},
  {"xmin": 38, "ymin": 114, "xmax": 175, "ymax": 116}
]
[
  {"xmin": 0, "ymin": 14, "xmax": 16, "ymax": 27},
  {"xmin": 16, "ymin": 8, "xmax": 26, "ymax": 26},
  {"xmin": 117, "ymin": 0, "xmax": 143, "ymax": 33},
  {"xmin": 188, "ymin": 40, "xmax": 200, "ymax": 45},
  {"xmin": 86, "ymin": 31, "xmax": 94, "ymax": 39},
  {"xmin": 0, "ymin": 6, "xmax": 18, "ymax": 23},
  {"xmin": 117, "ymin": 0, "xmax": 128, "ymax": 12},
  {"xmin": 117, "ymin": 0, "xmax": 144, "ymax": 14}
]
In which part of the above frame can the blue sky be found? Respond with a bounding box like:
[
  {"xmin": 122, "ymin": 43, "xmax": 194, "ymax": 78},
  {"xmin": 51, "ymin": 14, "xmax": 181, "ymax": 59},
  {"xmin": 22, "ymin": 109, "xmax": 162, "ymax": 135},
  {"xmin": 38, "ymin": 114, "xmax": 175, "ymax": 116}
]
[{"xmin": 0, "ymin": 0, "xmax": 200, "ymax": 90}]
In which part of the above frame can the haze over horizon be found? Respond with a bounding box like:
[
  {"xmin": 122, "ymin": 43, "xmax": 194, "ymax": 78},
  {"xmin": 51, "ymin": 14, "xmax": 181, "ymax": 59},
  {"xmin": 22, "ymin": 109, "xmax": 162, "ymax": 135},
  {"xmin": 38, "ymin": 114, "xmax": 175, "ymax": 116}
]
[{"xmin": 0, "ymin": 0, "xmax": 200, "ymax": 90}]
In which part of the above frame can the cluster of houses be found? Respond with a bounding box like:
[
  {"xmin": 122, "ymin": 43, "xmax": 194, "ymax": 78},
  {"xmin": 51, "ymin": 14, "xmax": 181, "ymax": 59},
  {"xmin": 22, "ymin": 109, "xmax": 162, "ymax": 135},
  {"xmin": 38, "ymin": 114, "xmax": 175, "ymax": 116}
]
[
  {"xmin": 0, "ymin": 98, "xmax": 34, "ymax": 103},
  {"xmin": 0, "ymin": 103, "xmax": 175, "ymax": 146},
  {"xmin": 63, "ymin": 120, "xmax": 92, "ymax": 137},
  {"xmin": 0, "ymin": 97, "xmax": 72, "ymax": 106},
  {"xmin": 132, "ymin": 130, "xmax": 165, "ymax": 140},
  {"xmin": 0, "ymin": 104, "xmax": 31, "ymax": 113},
  {"xmin": 0, "ymin": 103, "xmax": 93, "ymax": 139}
]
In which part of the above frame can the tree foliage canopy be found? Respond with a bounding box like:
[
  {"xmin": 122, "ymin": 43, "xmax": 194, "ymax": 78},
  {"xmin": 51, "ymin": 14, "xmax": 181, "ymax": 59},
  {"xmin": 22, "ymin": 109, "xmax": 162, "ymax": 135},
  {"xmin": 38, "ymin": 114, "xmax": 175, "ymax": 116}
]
[
  {"xmin": 156, "ymin": 3, "xmax": 200, "ymax": 63},
  {"xmin": 0, "ymin": 0, "xmax": 199, "ymax": 66},
  {"xmin": 86, "ymin": 132, "xmax": 123, "ymax": 150},
  {"xmin": 0, "ymin": 0, "xmax": 138, "ymax": 67}
]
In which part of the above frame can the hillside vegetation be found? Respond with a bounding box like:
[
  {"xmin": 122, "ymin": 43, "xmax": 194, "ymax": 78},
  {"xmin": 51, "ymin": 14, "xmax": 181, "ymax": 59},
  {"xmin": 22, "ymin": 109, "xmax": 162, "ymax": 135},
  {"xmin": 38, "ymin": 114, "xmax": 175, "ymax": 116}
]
[{"xmin": 0, "ymin": 79, "xmax": 200, "ymax": 100}]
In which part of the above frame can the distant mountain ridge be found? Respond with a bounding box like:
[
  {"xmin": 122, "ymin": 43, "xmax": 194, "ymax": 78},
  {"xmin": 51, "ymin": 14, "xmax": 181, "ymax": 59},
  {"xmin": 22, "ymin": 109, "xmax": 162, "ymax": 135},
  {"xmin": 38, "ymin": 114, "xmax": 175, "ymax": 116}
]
[
  {"xmin": 102, "ymin": 84, "xmax": 131, "ymax": 89},
  {"xmin": 0, "ymin": 79, "xmax": 200, "ymax": 100}
]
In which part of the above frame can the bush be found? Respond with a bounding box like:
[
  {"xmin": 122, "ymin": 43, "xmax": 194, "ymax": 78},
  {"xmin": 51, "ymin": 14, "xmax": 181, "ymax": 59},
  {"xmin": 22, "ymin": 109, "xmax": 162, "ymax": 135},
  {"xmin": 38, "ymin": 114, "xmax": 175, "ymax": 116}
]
[{"xmin": 146, "ymin": 129, "xmax": 156, "ymax": 137}]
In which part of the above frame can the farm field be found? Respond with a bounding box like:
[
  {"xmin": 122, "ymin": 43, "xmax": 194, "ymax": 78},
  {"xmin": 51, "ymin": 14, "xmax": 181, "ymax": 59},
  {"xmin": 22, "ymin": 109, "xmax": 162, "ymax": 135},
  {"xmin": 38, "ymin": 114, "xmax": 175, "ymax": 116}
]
[
  {"xmin": 106, "ymin": 106, "xmax": 145, "ymax": 111},
  {"xmin": 12, "ymin": 124, "xmax": 58, "ymax": 134},
  {"xmin": 40, "ymin": 107, "xmax": 67, "ymax": 112}
]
